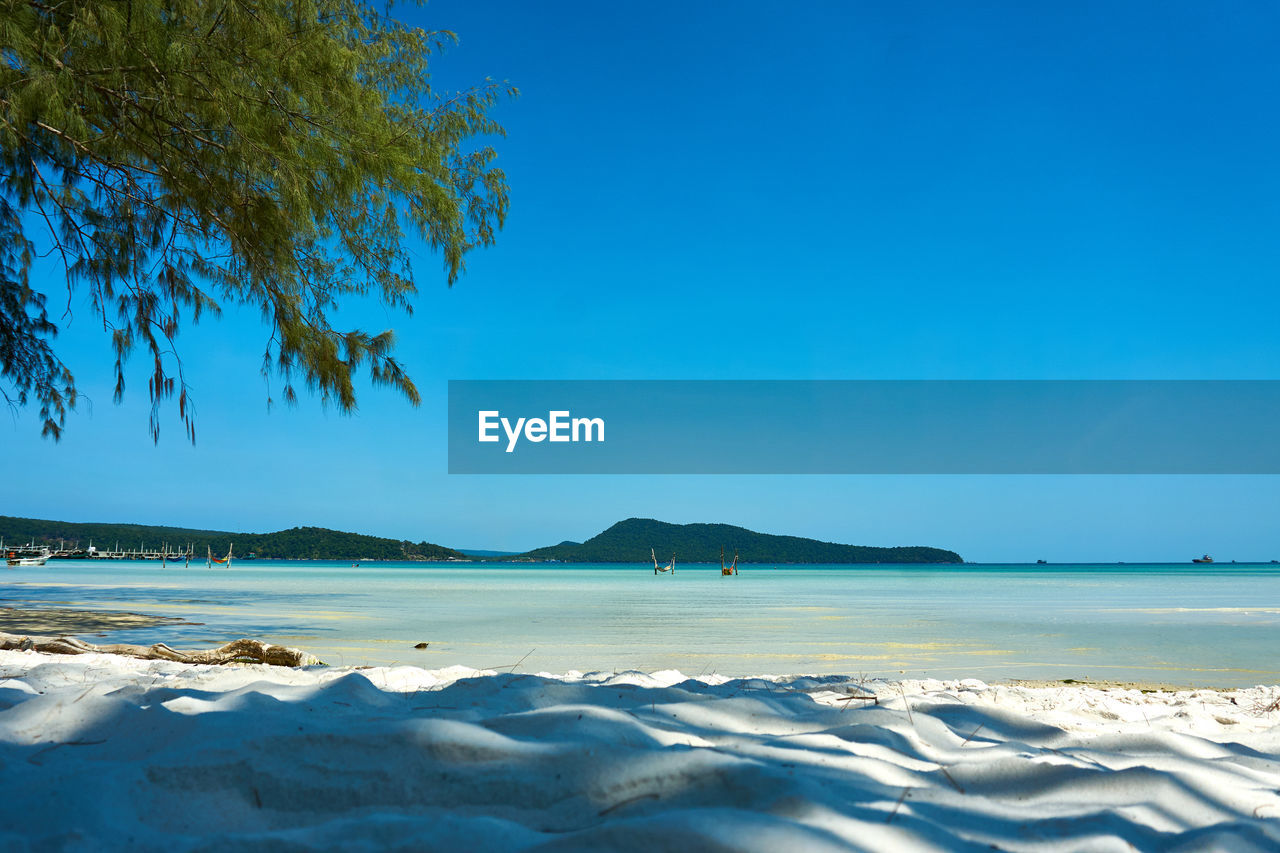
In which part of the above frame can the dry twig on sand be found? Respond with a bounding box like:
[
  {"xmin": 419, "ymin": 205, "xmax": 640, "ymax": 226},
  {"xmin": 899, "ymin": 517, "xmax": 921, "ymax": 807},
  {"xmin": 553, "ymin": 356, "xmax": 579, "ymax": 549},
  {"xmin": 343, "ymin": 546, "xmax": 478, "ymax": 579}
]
[{"xmin": 0, "ymin": 632, "xmax": 321, "ymax": 667}]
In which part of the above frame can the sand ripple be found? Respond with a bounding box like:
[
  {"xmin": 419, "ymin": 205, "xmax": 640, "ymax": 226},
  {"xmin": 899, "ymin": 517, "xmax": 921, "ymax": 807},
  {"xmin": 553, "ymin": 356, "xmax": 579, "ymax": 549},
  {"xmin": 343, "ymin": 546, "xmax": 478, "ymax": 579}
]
[{"xmin": 2, "ymin": 651, "xmax": 1279, "ymax": 850}]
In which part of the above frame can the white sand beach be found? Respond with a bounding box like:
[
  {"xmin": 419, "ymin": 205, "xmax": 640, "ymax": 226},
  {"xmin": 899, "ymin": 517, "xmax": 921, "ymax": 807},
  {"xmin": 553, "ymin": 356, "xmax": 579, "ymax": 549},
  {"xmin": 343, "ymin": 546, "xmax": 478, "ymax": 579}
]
[{"xmin": 3, "ymin": 649, "xmax": 1280, "ymax": 851}]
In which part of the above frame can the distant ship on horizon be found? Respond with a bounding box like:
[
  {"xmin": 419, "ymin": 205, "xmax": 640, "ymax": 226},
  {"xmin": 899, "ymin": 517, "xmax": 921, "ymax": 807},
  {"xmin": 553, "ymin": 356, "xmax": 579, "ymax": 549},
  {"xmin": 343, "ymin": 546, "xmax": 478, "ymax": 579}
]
[{"xmin": 1192, "ymin": 554, "xmax": 1214, "ymax": 564}]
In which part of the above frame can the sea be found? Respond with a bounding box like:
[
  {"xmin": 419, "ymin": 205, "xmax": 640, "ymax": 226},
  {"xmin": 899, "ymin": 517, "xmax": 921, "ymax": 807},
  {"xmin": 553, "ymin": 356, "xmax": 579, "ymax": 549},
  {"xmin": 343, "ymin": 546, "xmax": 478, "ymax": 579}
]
[{"xmin": 4, "ymin": 560, "xmax": 1279, "ymax": 686}]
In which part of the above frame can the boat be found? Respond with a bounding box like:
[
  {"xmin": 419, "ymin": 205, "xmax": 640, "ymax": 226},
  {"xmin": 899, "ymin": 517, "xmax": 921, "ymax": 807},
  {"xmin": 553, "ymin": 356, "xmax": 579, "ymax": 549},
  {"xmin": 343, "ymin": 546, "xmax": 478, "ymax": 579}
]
[
  {"xmin": 1192, "ymin": 555, "xmax": 1214, "ymax": 564},
  {"xmin": 651, "ymin": 548, "xmax": 675, "ymax": 575},
  {"xmin": 7, "ymin": 549, "xmax": 51, "ymax": 567}
]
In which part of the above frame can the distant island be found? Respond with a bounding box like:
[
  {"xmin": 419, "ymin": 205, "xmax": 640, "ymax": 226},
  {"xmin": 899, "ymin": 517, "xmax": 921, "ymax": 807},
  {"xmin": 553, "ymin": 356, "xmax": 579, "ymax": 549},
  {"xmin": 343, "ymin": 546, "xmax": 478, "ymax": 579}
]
[
  {"xmin": 0, "ymin": 516, "xmax": 465, "ymax": 562},
  {"xmin": 0, "ymin": 515, "xmax": 961, "ymax": 564},
  {"xmin": 508, "ymin": 518, "xmax": 962, "ymax": 564}
]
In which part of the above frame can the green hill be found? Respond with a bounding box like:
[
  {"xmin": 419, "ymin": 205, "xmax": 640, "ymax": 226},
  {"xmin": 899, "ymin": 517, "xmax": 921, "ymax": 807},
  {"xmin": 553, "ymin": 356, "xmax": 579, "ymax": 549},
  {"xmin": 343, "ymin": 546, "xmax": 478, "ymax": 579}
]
[
  {"xmin": 0, "ymin": 516, "xmax": 465, "ymax": 561},
  {"xmin": 513, "ymin": 518, "xmax": 962, "ymax": 564}
]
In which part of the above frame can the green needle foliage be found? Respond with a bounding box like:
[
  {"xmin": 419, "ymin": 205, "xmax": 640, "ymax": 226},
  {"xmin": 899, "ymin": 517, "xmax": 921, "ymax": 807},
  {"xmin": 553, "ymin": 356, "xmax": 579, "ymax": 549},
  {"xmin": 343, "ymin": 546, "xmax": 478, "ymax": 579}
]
[{"xmin": 0, "ymin": 0, "xmax": 513, "ymax": 441}]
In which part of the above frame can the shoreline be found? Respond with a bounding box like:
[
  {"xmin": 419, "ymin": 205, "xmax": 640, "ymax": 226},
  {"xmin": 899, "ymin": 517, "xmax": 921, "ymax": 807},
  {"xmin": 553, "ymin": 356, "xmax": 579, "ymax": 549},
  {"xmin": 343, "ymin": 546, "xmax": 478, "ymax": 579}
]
[
  {"xmin": 0, "ymin": 603, "xmax": 1267, "ymax": 692},
  {"xmin": 0, "ymin": 596, "xmax": 1269, "ymax": 691},
  {"xmin": 2, "ymin": 648, "xmax": 1279, "ymax": 850}
]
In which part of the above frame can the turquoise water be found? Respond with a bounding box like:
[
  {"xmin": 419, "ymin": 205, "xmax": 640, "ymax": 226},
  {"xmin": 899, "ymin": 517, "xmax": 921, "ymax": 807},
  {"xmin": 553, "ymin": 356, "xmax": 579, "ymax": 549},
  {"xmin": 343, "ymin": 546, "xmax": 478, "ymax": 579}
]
[{"xmin": 4, "ymin": 560, "xmax": 1279, "ymax": 685}]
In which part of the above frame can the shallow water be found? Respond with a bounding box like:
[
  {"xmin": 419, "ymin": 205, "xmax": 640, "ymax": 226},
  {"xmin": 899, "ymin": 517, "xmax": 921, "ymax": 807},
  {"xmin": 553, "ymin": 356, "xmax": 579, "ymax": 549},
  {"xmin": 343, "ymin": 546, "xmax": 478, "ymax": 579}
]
[{"xmin": 3, "ymin": 560, "xmax": 1279, "ymax": 685}]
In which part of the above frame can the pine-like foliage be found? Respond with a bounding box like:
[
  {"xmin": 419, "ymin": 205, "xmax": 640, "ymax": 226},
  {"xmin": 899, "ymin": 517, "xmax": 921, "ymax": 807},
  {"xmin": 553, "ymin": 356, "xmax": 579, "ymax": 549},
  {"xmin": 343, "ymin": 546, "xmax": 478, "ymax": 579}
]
[{"xmin": 0, "ymin": 0, "xmax": 513, "ymax": 440}]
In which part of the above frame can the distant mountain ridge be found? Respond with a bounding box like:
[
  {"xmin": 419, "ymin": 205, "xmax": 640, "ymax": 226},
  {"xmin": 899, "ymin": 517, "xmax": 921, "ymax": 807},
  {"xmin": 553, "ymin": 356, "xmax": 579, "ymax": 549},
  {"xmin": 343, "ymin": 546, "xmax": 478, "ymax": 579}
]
[
  {"xmin": 514, "ymin": 518, "xmax": 962, "ymax": 564},
  {"xmin": 0, "ymin": 516, "xmax": 465, "ymax": 561},
  {"xmin": 1, "ymin": 515, "xmax": 961, "ymax": 564}
]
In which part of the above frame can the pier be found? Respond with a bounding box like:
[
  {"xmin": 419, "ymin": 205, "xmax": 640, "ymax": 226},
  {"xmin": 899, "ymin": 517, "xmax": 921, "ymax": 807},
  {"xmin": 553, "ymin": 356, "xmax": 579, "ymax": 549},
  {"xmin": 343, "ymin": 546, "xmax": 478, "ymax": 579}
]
[
  {"xmin": 0, "ymin": 539, "xmax": 194, "ymax": 561},
  {"xmin": 84, "ymin": 542, "xmax": 195, "ymax": 561}
]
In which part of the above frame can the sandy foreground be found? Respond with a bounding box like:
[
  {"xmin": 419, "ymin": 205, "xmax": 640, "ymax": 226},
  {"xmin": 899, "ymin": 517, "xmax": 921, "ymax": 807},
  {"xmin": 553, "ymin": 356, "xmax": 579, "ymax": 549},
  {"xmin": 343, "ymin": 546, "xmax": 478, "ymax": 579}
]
[{"xmin": 2, "ymin": 650, "xmax": 1280, "ymax": 851}]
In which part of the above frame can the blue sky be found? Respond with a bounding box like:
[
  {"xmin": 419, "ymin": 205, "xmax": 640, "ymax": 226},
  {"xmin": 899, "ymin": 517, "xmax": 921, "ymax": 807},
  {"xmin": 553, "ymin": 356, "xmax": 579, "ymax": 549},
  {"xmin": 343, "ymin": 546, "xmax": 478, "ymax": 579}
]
[{"xmin": 5, "ymin": 1, "xmax": 1280, "ymax": 560}]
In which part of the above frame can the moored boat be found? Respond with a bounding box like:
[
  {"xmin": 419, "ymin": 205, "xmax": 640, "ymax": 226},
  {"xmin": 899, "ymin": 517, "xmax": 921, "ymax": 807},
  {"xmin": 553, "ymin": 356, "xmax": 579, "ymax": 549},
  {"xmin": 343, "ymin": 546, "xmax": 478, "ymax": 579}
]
[
  {"xmin": 1192, "ymin": 554, "xmax": 1214, "ymax": 564},
  {"xmin": 6, "ymin": 549, "xmax": 51, "ymax": 567}
]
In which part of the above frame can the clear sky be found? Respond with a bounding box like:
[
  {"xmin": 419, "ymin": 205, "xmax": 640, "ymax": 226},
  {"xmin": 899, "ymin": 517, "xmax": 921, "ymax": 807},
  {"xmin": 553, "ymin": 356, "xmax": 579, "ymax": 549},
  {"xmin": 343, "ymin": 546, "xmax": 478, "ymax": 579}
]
[{"xmin": 5, "ymin": 1, "xmax": 1280, "ymax": 561}]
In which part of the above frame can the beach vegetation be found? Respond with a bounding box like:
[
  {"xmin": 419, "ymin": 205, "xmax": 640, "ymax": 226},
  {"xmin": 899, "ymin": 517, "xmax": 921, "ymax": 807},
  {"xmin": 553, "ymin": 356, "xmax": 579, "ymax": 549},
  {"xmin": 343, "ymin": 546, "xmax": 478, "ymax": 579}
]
[
  {"xmin": 0, "ymin": 0, "xmax": 513, "ymax": 441},
  {"xmin": 0, "ymin": 515, "xmax": 467, "ymax": 561}
]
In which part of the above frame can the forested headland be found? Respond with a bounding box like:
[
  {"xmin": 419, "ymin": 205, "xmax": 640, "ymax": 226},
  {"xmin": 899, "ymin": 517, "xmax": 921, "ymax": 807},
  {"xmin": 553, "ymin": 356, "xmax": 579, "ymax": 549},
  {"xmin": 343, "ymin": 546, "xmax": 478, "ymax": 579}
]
[
  {"xmin": 0, "ymin": 517, "xmax": 465, "ymax": 561},
  {"xmin": 512, "ymin": 518, "xmax": 962, "ymax": 564}
]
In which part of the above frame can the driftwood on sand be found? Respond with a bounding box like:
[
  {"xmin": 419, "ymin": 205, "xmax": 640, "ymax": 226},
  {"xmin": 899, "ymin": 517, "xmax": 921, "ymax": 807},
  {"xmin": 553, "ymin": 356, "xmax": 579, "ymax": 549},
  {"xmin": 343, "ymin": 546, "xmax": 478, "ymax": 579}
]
[{"xmin": 0, "ymin": 632, "xmax": 321, "ymax": 667}]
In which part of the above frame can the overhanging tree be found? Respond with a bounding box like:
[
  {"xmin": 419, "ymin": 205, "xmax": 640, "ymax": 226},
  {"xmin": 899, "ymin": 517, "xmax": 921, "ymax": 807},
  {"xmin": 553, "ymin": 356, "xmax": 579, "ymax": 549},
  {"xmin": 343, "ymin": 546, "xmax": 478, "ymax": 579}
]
[{"xmin": 0, "ymin": 0, "xmax": 512, "ymax": 441}]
